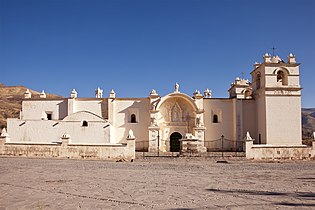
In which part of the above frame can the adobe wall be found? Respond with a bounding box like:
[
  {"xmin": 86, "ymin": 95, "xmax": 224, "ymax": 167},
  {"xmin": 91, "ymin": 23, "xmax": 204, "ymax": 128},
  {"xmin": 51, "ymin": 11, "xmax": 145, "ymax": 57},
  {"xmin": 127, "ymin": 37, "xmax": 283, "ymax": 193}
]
[
  {"xmin": 111, "ymin": 99, "xmax": 150, "ymax": 150},
  {"xmin": 245, "ymin": 140, "xmax": 315, "ymax": 160},
  {"xmin": 22, "ymin": 100, "xmax": 65, "ymax": 120},
  {"xmin": 265, "ymin": 96, "xmax": 302, "ymax": 145},
  {"xmin": 203, "ymin": 99, "xmax": 235, "ymax": 150},
  {"xmin": 7, "ymin": 118, "xmax": 111, "ymax": 145},
  {"xmin": 0, "ymin": 137, "xmax": 135, "ymax": 161}
]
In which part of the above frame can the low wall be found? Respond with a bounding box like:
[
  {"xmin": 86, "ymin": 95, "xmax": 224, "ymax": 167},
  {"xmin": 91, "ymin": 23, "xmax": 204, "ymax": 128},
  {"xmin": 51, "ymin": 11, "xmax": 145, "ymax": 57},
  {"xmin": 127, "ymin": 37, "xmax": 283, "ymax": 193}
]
[
  {"xmin": 245, "ymin": 140, "xmax": 315, "ymax": 160},
  {"xmin": 0, "ymin": 137, "xmax": 135, "ymax": 161}
]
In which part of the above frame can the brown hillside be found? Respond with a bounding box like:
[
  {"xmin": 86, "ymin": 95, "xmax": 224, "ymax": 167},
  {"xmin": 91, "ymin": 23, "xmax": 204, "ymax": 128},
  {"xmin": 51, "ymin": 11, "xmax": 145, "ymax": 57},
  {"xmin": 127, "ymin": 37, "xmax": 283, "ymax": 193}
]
[
  {"xmin": 0, "ymin": 83, "xmax": 62, "ymax": 128},
  {"xmin": 302, "ymin": 108, "xmax": 315, "ymax": 140}
]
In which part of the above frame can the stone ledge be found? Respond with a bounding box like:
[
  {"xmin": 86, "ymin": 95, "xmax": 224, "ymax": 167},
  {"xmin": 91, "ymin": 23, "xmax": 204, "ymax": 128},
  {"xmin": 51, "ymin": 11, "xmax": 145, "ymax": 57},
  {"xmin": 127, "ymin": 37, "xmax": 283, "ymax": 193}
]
[{"xmin": 252, "ymin": 144, "xmax": 308, "ymax": 148}]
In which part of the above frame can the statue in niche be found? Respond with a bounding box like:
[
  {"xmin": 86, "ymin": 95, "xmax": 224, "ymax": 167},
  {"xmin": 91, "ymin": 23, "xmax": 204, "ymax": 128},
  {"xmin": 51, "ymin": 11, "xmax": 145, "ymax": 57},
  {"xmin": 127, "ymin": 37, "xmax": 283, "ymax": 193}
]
[{"xmin": 196, "ymin": 117, "xmax": 203, "ymax": 127}]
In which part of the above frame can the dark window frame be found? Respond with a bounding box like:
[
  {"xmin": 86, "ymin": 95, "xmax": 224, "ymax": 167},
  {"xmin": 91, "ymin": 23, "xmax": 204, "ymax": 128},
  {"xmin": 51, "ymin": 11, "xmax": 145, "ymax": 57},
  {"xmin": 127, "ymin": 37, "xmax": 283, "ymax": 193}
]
[
  {"xmin": 131, "ymin": 114, "xmax": 137, "ymax": 123},
  {"xmin": 82, "ymin": 121, "xmax": 88, "ymax": 127}
]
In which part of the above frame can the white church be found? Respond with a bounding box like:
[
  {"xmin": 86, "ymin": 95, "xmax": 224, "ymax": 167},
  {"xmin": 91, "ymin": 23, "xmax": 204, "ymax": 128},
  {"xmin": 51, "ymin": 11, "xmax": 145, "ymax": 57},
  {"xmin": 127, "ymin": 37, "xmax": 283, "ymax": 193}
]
[{"xmin": 5, "ymin": 53, "xmax": 304, "ymax": 154}]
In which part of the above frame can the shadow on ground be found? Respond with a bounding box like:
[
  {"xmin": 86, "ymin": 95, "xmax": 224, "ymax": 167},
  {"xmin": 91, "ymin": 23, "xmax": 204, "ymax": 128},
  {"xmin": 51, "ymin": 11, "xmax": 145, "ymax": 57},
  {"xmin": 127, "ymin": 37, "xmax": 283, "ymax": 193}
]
[{"xmin": 206, "ymin": 188, "xmax": 315, "ymax": 207}]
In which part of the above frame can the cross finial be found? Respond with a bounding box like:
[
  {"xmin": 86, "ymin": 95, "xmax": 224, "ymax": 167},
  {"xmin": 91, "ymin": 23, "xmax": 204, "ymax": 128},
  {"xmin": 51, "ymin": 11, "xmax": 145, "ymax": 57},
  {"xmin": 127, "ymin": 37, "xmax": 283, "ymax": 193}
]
[
  {"xmin": 271, "ymin": 46, "xmax": 277, "ymax": 56},
  {"xmin": 241, "ymin": 72, "xmax": 244, "ymax": 79}
]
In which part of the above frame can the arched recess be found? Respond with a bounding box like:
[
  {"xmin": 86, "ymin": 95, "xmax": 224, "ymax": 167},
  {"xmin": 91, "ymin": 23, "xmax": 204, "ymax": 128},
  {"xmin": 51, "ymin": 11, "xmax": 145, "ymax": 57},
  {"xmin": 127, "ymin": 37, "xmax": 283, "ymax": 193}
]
[
  {"xmin": 273, "ymin": 67, "xmax": 289, "ymax": 86},
  {"xmin": 242, "ymin": 88, "xmax": 252, "ymax": 99},
  {"xmin": 156, "ymin": 92, "xmax": 199, "ymax": 112},
  {"xmin": 81, "ymin": 120, "xmax": 88, "ymax": 127},
  {"xmin": 155, "ymin": 93, "xmax": 198, "ymax": 147},
  {"xmin": 255, "ymin": 72, "xmax": 261, "ymax": 89},
  {"xmin": 156, "ymin": 94, "xmax": 197, "ymax": 126},
  {"xmin": 130, "ymin": 114, "xmax": 137, "ymax": 123},
  {"xmin": 62, "ymin": 111, "xmax": 105, "ymax": 122}
]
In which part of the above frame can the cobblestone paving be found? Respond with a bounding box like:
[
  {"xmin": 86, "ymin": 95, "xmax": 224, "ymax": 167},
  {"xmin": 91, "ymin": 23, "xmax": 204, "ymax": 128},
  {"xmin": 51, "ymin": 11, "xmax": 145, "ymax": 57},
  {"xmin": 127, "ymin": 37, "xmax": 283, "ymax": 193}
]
[{"xmin": 0, "ymin": 157, "xmax": 314, "ymax": 209}]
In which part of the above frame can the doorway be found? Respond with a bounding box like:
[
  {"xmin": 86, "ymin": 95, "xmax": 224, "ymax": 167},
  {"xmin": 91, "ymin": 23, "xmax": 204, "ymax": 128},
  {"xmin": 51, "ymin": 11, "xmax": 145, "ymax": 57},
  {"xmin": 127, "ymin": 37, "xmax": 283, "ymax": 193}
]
[{"xmin": 170, "ymin": 132, "xmax": 182, "ymax": 152}]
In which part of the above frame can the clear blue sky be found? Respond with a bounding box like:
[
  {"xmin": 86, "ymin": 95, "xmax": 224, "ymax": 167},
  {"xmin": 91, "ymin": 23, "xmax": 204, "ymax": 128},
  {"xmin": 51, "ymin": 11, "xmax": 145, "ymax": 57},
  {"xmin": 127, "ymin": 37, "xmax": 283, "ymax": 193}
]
[{"xmin": 1, "ymin": 0, "xmax": 314, "ymax": 107}]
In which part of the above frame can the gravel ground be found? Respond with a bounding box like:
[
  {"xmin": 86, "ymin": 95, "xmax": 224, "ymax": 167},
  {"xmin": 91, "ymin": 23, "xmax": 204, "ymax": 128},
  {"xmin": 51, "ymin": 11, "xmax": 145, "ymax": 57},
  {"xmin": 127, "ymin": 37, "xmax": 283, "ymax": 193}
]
[{"xmin": 0, "ymin": 157, "xmax": 314, "ymax": 209}]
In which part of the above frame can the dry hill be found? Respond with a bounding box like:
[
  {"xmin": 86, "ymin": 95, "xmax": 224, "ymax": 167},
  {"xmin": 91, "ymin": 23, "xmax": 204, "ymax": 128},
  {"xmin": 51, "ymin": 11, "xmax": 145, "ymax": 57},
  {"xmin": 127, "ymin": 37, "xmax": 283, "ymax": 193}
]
[
  {"xmin": 0, "ymin": 83, "xmax": 62, "ymax": 128},
  {"xmin": 302, "ymin": 108, "xmax": 315, "ymax": 140}
]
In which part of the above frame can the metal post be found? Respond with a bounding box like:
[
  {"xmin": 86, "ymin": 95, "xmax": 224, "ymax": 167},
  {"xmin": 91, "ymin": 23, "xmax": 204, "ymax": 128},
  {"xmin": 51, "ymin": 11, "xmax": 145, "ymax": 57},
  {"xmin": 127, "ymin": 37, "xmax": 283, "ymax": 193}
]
[
  {"xmin": 157, "ymin": 130, "xmax": 160, "ymax": 157},
  {"xmin": 221, "ymin": 135, "xmax": 224, "ymax": 158}
]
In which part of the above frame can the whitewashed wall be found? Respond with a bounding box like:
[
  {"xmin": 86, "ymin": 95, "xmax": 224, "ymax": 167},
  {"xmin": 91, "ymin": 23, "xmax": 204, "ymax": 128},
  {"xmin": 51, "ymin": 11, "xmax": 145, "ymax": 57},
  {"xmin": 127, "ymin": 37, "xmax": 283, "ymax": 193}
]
[
  {"xmin": 203, "ymin": 99, "xmax": 235, "ymax": 150},
  {"xmin": 110, "ymin": 99, "xmax": 150, "ymax": 150}
]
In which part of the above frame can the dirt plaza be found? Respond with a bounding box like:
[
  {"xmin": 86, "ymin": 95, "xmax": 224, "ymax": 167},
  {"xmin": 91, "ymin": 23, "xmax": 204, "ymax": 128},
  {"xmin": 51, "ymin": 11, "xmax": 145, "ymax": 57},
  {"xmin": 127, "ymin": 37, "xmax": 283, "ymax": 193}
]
[{"xmin": 0, "ymin": 157, "xmax": 314, "ymax": 209}]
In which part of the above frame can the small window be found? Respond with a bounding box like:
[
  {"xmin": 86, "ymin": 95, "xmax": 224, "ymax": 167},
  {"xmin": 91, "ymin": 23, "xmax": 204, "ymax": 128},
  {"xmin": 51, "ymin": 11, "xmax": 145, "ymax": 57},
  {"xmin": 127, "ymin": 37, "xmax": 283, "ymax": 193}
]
[
  {"xmin": 131, "ymin": 114, "xmax": 136, "ymax": 123},
  {"xmin": 82, "ymin": 121, "xmax": 88, "ymax": 127},
  {"xmin": 45, "ymin": 112, "xmax": 53, "ymax": 120},
  {"xmin": 47, "ymin": 113, "xmax": 52, "ymax": 120},
  {"xmin": 213, "ymin": 114, "xmax": 218, "ymax": 123}
]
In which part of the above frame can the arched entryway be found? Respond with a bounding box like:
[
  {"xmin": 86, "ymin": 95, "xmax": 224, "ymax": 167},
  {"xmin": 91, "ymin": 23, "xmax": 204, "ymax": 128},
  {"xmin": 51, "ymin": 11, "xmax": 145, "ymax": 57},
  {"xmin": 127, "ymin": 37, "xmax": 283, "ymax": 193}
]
[{"xmin": 170, "ymin": 132, "xmax": 182, "ymax": 152}]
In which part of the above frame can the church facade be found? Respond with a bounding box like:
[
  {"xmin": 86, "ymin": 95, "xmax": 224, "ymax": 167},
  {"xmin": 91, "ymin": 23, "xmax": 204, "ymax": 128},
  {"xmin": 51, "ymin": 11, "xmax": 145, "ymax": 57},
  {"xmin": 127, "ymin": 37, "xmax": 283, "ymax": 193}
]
[{"xmin": 6, "ymin": 53, "xmax": 303, "ymax": 153}]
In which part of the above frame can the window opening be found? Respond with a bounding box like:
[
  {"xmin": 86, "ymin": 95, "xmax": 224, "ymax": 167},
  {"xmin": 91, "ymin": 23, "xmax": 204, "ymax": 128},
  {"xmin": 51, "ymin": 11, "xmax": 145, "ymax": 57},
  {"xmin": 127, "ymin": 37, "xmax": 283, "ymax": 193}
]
[
  {"xmin": 213, "ymin": 114, "xmax": 219, "ymax": 123},
  {"xmin": 47, "ymin": 113, "xmax": 52, "ymax": 120},
  {"xmin": 244, "ymin": 90, "xmax": 251, "ymax": 98},
  {"xmin": 131, "ymin": 114, "xmax": 136, "ymax": 123},
  {"xmin": 277, "ymin": 71, "xmax": 283, "ymax": 82},
  {"xmin": 277, "ymin": 70, "xmax": 288, "ymax": 85},
  {"xmin": 82, "ymin": 121, "xmax": 88, "ymax": 127}
]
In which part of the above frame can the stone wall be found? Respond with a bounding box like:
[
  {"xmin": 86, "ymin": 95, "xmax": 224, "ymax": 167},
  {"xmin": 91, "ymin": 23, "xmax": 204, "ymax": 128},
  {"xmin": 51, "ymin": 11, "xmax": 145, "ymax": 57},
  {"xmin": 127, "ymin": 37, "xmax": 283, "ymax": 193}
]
[
  {"xmin": 0, "ymin": 136, "xmax": 135, "ymax": 161},
  {"xmin": 245, "ymin": 139, "xmax": 315, "ymax": 160}
]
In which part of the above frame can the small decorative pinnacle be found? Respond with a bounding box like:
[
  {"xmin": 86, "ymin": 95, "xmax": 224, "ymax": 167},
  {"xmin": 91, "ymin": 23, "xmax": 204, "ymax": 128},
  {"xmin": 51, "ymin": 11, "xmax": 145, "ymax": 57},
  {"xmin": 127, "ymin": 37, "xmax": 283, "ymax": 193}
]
[
  {"xmin": 109, "ymin": 89, "xmax": 116, "ymax": 98},
  {"xmin": 24, "ymin": 89, "xmax": 32, "ymax": 99},
  {"xmin": 1, "ymin": 128, "xmax": 9, "ymax": 137},
  {"xmin": 95, "ymin": 87, "xmax": 103, "ymax": 98},
  {"xmin": 244, "ymin": 131, "xmax": 253, "ymax": 140},
  {"xmin": 61, "ymin": 133, "xmax": 71, "ymax": 139},
  {"xmin": 175, "ymin": 82, "xmax": 179, "ymax": 93},
  {"xmin": 204, "ymin": 88, "xmax": 212, "ymax": 98},
  {"xmin": 40, "ymin": 90, "xmax": 46, "ymax": 98},
  {"xmin": 127, "ymin": 129, "xmax": 135, "ymax": 139},
  {"xmin": 70, "ymin": 89, "xmax": 78, "ymax": 98}
]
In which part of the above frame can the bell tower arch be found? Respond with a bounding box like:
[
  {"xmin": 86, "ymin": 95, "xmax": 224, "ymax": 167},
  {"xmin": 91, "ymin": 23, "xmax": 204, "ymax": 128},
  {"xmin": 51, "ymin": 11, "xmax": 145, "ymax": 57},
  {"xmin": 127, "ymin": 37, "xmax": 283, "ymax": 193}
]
[{"xmin": 251, "ymin": 53, "xmax": 302, "ymax": 145}]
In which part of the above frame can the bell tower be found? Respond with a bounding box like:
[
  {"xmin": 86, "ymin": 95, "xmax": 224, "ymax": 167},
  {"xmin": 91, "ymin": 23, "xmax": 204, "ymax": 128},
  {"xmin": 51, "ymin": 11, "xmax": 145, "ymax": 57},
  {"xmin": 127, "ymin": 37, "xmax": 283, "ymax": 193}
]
[{"xmin": 251, "ymin": 53, "xmax": 302, "ymax": 145}]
